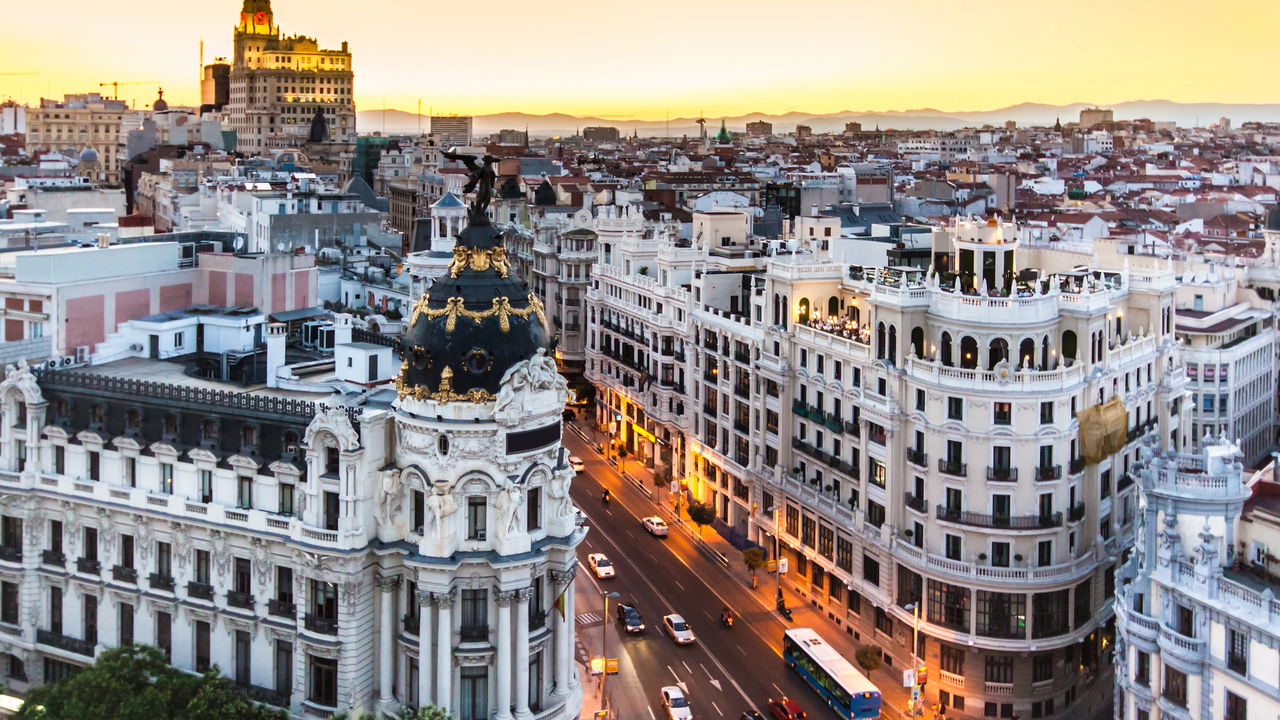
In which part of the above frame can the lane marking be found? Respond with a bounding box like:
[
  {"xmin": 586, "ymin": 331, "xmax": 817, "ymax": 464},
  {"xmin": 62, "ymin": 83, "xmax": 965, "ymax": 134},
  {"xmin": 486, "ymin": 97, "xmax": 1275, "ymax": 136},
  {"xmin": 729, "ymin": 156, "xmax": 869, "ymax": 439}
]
[
  {"xmin": 667, "ymin": 665, "xmax": 680, "ymax": 683},
  {"xmin": 711, "ymin": 701, "xmax": 723, "ymax": 717},
  {"xmin": 647, "ymin": 708, "xmax": 655, "ymax": 720},
  {"xmin": 737, "ymin": 645, "xmax": 747, "ymax": 657},
  {"xmin": 681, "ymin": 660, "xmax": 693, "ymax": 674},
  {"xmin": 674, "ymin": 579, "xmax": 685, "ymax": 591},
  {"xmin": 701, "ymin": 662, "xmax": 722, "ymax": 691},
  {"xmin": 772, "ymin": 682, "xmax": 784, "ymax": 696}
]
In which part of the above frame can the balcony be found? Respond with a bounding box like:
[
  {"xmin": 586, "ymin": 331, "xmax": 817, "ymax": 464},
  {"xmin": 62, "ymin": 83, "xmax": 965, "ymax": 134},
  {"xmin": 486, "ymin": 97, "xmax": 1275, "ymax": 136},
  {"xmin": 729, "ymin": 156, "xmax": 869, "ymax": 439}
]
[
  {"xmin": 938, "ymin": 459, "xmax": 967, "ymax": 477},
  {"xmin": 187, "ymin": 581, "xmax": 214, "ymax": 600},
  {"xmin": 1158, "ymin": 625, "xmax": 1205, "ymax": 664},
  {"xmin": 905, "ymin": 493, "xmax": 927, "ymax": 513},
  {"xmin": 733, "ymin": 420, "xmax": 750, "ymax": 434},
  {"xmin": 227, "ymin": 590, "xmax": 255, "ymax": 610},
  {"xmin": 844, "ymin": 420, "xmax": 861, "ymax": 438},
  {"xmin": 0, "ymin": 546, "xmax": 20, "ymax": 563},
  {"xmin": 703, "ymin": 369, "xmax": 719, "ymax": 382},
  {"xmin": 868, "ymin": 428, "xmax": 886, "ymax": 446},
  {"xmin": 41, "ymin": 549, "xmax": 65, "ymax": 566},
  {"xmin": 304, "ymin": 613, "xmax": 338, "ymax": 635},
  {"xmin": 702, "ymin": 404, "xmax": 717, "ymax": 416},
  {"xmin": 75, "ymin": 557, "xmax": 101, "ymax": 575},
  {"xmin": 238, "ymin": 682, "xmax": 291, "ymax": 708},
  {"xmin": 1068, "ymin": 503, "xmax": 1086, "ymax": 523},
  {"xmin": 791, "ymin": 400, "xmax": 806, "ymax": 416},
  {"xmin": 268, "ymin": 598, "xmax": 297, "ymax": 619},
  {"xmin": 1035, "ymin": 465, "xmax": 1062, "ymax": 482},
  {"xmin": 1069, "ymin": 457, "xmax": 1086, "ymax": 475},
  {"xmin": 986, "ymin": 467, "xmax": 1018, "ymax": 483},
  {"xmin": 149, "ymin": 573, "xmax": 176, "ymax": 592},
  {"xmin": 1117, "ymin": 472, "xmax": 1135, "ymax": 492},
  {"xmin": 112, "ymin": 565, "xmax": 137, "ymax": 583},
  {"xmin": 824, "ymin": 414, "xmax": 843, "ymax": 432},
  {"xmin": 906, "ymin": 448, "xmax": 927, "ymax": 466},
  {"xmin": 403, "ymin": 613, "xmax": 420, "ymax": 635},
  {"xmin": 37, "ymin": 628, "xmax": 95, "ymax": 657},
  {"xmin": 935, "ymin": 505, "xmax": 1063, "ymax": 529},
  {"xmin": 460, "ymin": 625, "xmax": 489, "ymax": 643}
]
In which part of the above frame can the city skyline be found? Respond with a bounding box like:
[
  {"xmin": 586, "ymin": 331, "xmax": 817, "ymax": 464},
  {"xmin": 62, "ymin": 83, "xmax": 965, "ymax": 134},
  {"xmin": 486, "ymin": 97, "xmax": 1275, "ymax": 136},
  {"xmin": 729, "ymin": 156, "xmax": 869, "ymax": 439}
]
[{"xmin": 1, "ymin": 0, "xmax": 1277, "ymax": 118}]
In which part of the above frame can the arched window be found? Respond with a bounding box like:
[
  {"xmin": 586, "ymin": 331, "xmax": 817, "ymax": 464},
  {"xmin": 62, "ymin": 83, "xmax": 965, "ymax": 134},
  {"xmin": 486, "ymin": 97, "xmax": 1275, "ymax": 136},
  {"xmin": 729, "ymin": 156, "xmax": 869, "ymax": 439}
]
[
  {"xmin": 911, "ymin": 327, "xmax": 925, "ymax": 358},
  {"xmin": 1040, "ymin": 336, "xmax": 1050, "ymax": 370},
  {"xmin": 1019, "ymin": 338, "xmax": 1036, "ymax": 369},
  {"xmin": 876, "ymin": 322, "xmax": 886, "ymax": 359},
  {"xmin": 887, "ymin": 325, "xmax": 898, "ymax": 365},
  {"xmin": 126, "ymin": 409, "xmax": 142, "ymax": 431},
  {"xmin": 241, "ymin": 424, "xmax": 259, "ymax": 449},
  {"xmin": 772, "ymin": 294, "xmax": 780, "ymax": 326},
  {"xmin": 89, "ymin": 403, "xmax": 104, "ymax": 425},
  {"xmin": 940, "ymin": 332, "xmax": 954, "ymax": 366},
  {"xmin": 203, "ymin": 419, "xmax": 219, "ymax": 441},
  {"xmin": 988, "ymin": 338, "xmax": 1009, "ymax": 371},
  {"xmin": 848, "ymin": 306, "xmax": 861, "ymax": 325},
  {"xmin": 960, "ymin": 336, "xmax": 979, "ymax": 370},
  {"xmin": 782, "ymin": 296, "xmax": 789, "ymax": 329},
  {"xmin": 797, "ymin": 298, "xmax": 810, "ymax": 325},
  {"xmin": 826, "ymin": 296, "xmax": 839, "ymax": 318},
  {"xmin": 1062, "ymin": 330, "xmax": 1078, "ymax": 363},
  {"xmin": 163, "ymin": 413, "xmax": 179, "ymax": 437},
  {"xmin": 282, "ymin": 430, "xmax": 300, "ymax": 458},
  {"xmin": 1114, "ymin": 315, "xmax": 1123, "ymax": 341}
]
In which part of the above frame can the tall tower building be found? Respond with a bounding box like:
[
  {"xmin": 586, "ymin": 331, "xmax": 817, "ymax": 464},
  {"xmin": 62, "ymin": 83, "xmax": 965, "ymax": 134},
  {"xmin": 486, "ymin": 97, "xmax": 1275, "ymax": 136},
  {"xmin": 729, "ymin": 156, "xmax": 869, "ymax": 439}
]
[{"xmin": 225, "ymin": 0, "xmax": 355, "ymax": 153}]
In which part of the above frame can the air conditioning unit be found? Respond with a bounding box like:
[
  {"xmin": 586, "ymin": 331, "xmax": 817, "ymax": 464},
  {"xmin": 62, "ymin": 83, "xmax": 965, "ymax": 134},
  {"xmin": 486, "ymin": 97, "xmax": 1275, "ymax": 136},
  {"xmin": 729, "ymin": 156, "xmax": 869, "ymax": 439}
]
[
  {"xmin": 45, "ymin": 359, "xmax": 58, "ymax": 370},
  {"xmin": 476, "ymin": 530, "xmax": 487, "ymax": 541},
  {"xmin": 128, "ymin": 344, "xmax": 143, "ymax": 353},
  {"xmin": 74, "ymin": 346, "xmax": 89, "ymax": 363},
  {"xmin": 61, "ymin": 356, "xmax": 76, "ymax": 367}
]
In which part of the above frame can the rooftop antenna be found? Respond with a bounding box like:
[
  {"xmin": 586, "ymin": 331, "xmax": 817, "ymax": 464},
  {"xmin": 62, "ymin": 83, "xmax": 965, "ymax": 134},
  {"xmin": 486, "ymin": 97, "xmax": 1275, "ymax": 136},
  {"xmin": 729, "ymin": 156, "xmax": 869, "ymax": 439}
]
[
  {"xmin": 666, "ymin": 110, "xmax": 669, "ymax": 139},
  {"xmin": 417, "ymin": 98, "xmax": 422, "ymax": 135}
]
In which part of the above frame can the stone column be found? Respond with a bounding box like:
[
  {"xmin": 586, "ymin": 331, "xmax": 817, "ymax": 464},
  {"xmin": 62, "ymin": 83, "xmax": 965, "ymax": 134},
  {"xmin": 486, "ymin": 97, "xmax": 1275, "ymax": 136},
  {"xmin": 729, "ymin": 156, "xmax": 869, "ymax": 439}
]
[
  {"xmin": 377, "ymin": 575, "xmax": 400, "ymax": 704},
  {"xmin": 495, "ymin": 590, "xmax": 517, "ymax": 720},
  {"xmin": 416, "ymin": 587, "xmax": 434, "ymax": 707},
  {"xmin": 514, "ymin": 587, "xmax": 532, "ymax": 718},
  {"xmin": 435, "ymin": 590, "xmax": 454, "ymax": 709},
  {"xmin": 551, "ymin": 568, "xmax": 574, "ymax": 698}
]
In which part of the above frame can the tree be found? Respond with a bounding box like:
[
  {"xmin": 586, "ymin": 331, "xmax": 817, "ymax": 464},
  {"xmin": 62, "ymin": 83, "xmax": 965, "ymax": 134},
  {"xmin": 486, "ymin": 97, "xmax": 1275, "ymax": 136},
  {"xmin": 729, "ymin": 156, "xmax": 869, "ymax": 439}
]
[
  {"xmin": 687, "ymin": 502, "xmax": 716, "ymax": 537},
  {"xmin": 651, "ymin": 466, "xmax": 672, "ymax": 495},
  {"xmin": 742, "ymin": 547, "xmax": 766, "ymax": 588},
  {"xmin": 855, "ymin": 645, "xmax": 884, "ymax": 672},
  {"xmin": 17, "ymin": 644, "xmax": 287, "ymax": 720}
]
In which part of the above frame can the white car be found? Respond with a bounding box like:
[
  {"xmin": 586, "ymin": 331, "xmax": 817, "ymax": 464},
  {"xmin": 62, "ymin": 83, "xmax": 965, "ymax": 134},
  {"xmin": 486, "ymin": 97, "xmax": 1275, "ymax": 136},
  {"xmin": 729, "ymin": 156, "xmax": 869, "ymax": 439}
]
[
  {"xmin": 642, "ymin": 516, "xmax": 669, "ymax": 537},
  {"xmin": 662, "ymin": 613, "xmax": 696, "ymax": 645},
  {"xmin": 569, "ymin": 455, "xmax": 586, "ymax": 473},
  {"xmin": 587, "ymin": 552, "xmax": 615, "ymax": 579},
  {"xmin": 660, "ymin": 685, "xmax": 693, "ymax": 720}
]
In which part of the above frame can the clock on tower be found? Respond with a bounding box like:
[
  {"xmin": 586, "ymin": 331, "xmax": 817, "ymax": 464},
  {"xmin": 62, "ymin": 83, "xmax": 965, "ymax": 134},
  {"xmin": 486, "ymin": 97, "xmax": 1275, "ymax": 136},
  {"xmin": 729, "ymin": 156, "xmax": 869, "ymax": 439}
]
[{"xmin": 237, "ymin": 0, "xmax": 274, "ymax": 35}]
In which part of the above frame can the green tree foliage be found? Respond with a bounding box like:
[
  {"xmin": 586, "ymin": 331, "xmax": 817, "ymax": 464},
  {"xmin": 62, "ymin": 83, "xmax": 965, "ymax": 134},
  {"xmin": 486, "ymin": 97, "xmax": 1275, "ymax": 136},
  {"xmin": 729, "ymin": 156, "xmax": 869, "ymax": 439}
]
[
  {"xmin": 17, "ymin": 644, "xmax": 287, "ymax": 720},
  {"xmin": 687, "ymin": 502, "xmax": 716, "ymax": 537},
  {"xmin": 855, "ymin": 645, "xmax": 884, "ymax": 672},
  {"xmin": 741, "ymin": 547, "xmax": 766, "ymax": 579},
  {"xmin": 329, "ymin": 706, "xmax": 455, "ymax": 720}
]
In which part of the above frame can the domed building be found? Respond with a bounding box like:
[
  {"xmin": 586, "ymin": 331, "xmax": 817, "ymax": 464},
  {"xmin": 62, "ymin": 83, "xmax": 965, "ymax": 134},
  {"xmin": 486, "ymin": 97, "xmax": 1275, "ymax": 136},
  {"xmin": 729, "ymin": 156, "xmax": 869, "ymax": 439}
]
[{"xmin": 75, "ymin": 146, "xmax": 101, "ymax": 181}]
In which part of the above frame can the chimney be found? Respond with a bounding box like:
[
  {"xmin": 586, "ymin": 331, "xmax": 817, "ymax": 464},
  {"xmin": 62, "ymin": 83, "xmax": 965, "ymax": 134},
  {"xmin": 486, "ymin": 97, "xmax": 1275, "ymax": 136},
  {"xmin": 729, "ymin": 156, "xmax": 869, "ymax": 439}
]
[
  {"xmin": 97, "ymin": 233, "xmax": 110, "ymax": 248},
  {"xmin": 810, "ymin": 204, "xmax": 819, "ymax": 216},
  {"xmin": 333, "ymin": 313, "xmax": 353, "ymax": 345},
  {"xmin": 265, "ymin": 323, "xmax": 287, "ymax": 389}
]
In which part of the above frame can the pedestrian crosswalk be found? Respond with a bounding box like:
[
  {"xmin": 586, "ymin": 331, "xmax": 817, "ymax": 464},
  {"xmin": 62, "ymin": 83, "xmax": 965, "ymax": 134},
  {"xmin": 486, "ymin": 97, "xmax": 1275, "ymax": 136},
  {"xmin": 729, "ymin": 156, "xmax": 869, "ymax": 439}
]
[{"xmin": 575, "ymin": 612, "xmax": 602, "ymax": 624}]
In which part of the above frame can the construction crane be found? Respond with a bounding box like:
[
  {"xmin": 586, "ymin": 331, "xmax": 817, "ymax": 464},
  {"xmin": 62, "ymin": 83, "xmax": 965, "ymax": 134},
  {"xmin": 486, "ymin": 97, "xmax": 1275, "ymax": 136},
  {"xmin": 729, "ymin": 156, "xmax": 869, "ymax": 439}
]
[
  {"xmin": 0, "ymin": 73, "xmax": 37, "ymax": 76},
  {"xmin": 98, "ymin": 80, "xmax": 156, "ymax": 101},
  {"xmin": 695, "ymin": 111, "xmax": 707, "ymax": 141}
]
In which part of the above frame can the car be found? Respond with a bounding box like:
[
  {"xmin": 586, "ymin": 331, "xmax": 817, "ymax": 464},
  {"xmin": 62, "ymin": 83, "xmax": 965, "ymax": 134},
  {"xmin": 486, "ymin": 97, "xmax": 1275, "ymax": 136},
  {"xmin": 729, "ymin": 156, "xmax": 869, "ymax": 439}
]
[
  {"xmin": 616, "ymin": 603, "xmax": 645, "ymax": 633},
  {"xmin": 739, "ymin": 713, "xmax": 765, "ymax": 720},
  {"xmin": 587, "ymin": 552, "xmax": 615, "ymax": 579},
  {"xmin": 569, "ymin": 455, "xmax": 586, "ymax": 473},
  {"xmin": 642, "ymin": 516, "xmax": 669, "ymax": 536},
  {"xmin": 660, "ymin": 685, "xmax": 693, "ymax": 720},
  {"xmin": 767, "ymin": 697, "xmax": 806, "ymax": 720},
  {"xmin": 662, "ymin": 613, "xmax": 696, "ymax": 645}
]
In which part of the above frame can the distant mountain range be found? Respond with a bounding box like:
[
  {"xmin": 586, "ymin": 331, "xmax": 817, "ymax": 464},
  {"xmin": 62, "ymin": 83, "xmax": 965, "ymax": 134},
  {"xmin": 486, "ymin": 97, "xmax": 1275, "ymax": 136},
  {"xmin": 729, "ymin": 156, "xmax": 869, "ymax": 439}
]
[{"xmin": 356, "ymin": 100, "xmax": 1280, "ymax": 139}]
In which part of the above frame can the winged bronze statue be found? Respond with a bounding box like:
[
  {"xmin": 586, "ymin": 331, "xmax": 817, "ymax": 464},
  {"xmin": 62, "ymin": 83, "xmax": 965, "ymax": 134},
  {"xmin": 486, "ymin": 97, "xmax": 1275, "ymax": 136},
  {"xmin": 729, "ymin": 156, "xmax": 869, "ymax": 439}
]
[{"xmin": 442, "ymin": 150, "xmax": 500, "ymax": 224}]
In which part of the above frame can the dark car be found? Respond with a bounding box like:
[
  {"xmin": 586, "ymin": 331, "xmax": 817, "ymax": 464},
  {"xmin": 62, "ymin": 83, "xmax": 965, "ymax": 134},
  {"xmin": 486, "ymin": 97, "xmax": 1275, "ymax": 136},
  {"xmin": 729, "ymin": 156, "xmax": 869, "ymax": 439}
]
[
  {"xmin": 768, "ymin": 697, "xmax": 806, "ymax": 720},
  {"xmin": 616, "ymin": 603, "xmax": 645, "ymax": 633},
  {"xmin": 739, "ymin": 713, "xmax": 765, "ymax": 720}
]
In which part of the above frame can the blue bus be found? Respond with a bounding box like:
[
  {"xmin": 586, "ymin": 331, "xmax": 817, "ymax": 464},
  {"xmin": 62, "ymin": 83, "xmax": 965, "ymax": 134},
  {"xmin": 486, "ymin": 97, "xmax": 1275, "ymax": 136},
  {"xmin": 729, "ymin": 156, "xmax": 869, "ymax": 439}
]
[{"xmin": 783, "ymin": 628, "xmax": 882, "ymax": 719}]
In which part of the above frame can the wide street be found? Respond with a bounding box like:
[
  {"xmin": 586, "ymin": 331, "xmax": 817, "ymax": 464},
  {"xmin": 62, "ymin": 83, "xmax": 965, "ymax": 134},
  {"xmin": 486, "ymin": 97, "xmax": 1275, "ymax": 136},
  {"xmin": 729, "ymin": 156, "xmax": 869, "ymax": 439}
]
[{"xmin": 565, "ymin": 429, "xmax": 824, "ymax": 720}]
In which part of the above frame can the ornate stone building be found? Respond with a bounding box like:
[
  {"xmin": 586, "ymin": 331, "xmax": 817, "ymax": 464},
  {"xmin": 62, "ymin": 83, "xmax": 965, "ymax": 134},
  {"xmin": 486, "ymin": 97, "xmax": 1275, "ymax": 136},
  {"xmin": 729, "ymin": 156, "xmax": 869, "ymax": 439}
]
[{"xmin": 0, "ymin": 179, "xmax": 583, "ymax": 719}]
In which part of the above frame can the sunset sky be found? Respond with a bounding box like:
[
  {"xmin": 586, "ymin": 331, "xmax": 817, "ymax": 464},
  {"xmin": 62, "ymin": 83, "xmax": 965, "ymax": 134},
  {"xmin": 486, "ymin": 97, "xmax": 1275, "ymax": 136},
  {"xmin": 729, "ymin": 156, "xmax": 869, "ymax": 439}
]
[{"xmin": 1, "ymin": 0, "xmax": 1275, "ymax": 119}]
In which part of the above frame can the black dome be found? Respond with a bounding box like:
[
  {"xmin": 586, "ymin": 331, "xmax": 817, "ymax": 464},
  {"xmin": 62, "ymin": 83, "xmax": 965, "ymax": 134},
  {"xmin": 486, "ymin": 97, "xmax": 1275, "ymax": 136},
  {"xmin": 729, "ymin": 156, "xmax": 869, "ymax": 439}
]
[
  {"xmin": 396, "ymin": 217, "xmax": 553, "ymax": 402},
  {"xmin": 1268, "ymin": 204, "xmax": 1280, "ymax": 232}
]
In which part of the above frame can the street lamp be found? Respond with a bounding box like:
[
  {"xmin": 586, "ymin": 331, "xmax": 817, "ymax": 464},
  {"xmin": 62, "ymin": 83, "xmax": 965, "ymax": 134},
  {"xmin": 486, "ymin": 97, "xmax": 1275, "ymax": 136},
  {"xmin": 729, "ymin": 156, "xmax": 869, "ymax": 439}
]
[
  {"xmin": 903, "ymin": 602, "xmax": 922, "ymax": 718},
  {"xmin": 600, "ymin": 590, "xmax": 620, "ymax": 711},
  {"xmin": 765, "ymin": 505, "xmax": 783, "ymax": 605}
]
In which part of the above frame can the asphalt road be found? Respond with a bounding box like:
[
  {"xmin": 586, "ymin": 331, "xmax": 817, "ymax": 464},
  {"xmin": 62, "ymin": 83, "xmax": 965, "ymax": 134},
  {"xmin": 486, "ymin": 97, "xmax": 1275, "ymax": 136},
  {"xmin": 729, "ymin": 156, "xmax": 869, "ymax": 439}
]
[{"xmin": 566, "ymin": 431, "xmax": 822, "ymax": 720}]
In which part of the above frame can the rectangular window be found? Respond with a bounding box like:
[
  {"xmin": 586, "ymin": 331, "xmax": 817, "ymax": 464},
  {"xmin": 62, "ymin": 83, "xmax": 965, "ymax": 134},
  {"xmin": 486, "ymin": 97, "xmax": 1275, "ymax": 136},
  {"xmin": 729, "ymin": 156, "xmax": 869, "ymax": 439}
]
[
  {"xmin": 1226, "ymin": 691, "xmax": 1246, "ymax": 720},
  {"xmin": 866, "ymin": 501, "xmax": 885, "ymax": 528},
  {"xmin": 945, "ymin": 534, "xmax": 962, "ymax": 561},
  {"xmin": 279, "ymin": 483, "xmax": 295, "ymax": 515},
  {"xmin": 311, "ymin": 580, "xmax": 337, "ymax": 620},
  {"xmin": 1032, "ymin": 589, "xmax": 1069, "ymax": 638},
  {"xmin": 159, "ymin": 463, "xmax": 173, "ymax": 494},
  {"xmin": 916, "ymin": 389, "xmax": 926, "ymax": 411},
  {"xmin": 156, "ymin": 541, "xmax": 171, "ymax": 578},
  {"xmin": 990, "ymin": 541, "xmax": 1010, "ymax": 568},
  {"xmin": 940, "ymin": 644, "xmax": 965, "ymax": 675},
  {"xmin": 118, "ymin": 602, "xmax": 133, "ymax": 645},
  {"xmin": 237, "ymin": 476, "xmax": 253, "ymax": 509},
  {"xmin": 947, "ymin": 397, "xmax": 963, "ymax": 420},
  {"xmin": 194, "ymin": 620, "xmax": 211, "ymax": 672},
  {"xmin": 461, "ymin": 589, "xmax": 488, "ymax": 641},
  {"xmin": 1073, "ymin": 579, "xmax": 1092, "ymax": 629},
  {"xmin": 0, "ymin": 582, "xmax": 15, "ymax": 625},
  {"xmin": 1163, "ymin": 665, "xmax": 1187, "ymax": 707},
  {"xmin": 467, "ymin": 497, "xmax": 487, "ymax": 539},
  {"xmin": 156, "ymin": 611, "xmax": 172, "ymax": 660},
  {"xmin": 993, "ymin": 402, "xmax": 1011, "ymax": 425},
  {"xmin": 323, "ymin": 491, "xmax": 339, "ymax": 531},
  {"xmin": 275, "ymin": 640, "xmax": 293, "ymax": 694},
  {"xmin": 277, "ymin": 566, "xmax": 294, "ymax": 602},
  {"xmin": 235, "ymin": 630, "xmax": 251, "ymax": 684},
  {"xmin": 1228, "ymin": 628, "xmax": 1248, "ymax": 674},
  {"xmin": 194, "ymin": 549, "xmax": 210, "ymax": 584},
  {"xmin": 125, "ymin": 457, "xmax": 136, "ymax": 487},
  {"xmin": 1134, "ymin": 651, "xmax": 1150, "ymax": 686},
  {"xmin": 1040, "ymin": 401, "xmax": 1054, "ymax": 424},
  {"xmin": 875, "ymin": 607, "xmax": 893, "ymax": 636},
  {"xmin": 526, "ymin": 487, "xmax": 541, "ymax": 531},
  {"xmin": 308, "ymin": 655, "xmax": 338, "ymax": 707},
  {"xmin": 927, "ymin": 580, "xmax": 970, "ymax": 632},
  {"xmin": 50, "ymin": 519, "xmax": 63, "ymax": 554},
  {"xmin": 234, "ymin": 557, "xmax": 251, "ymax": 594},
  {"xmin": 120, "ymin": 535, "xmax": 134, "ymax": 569},
  {"xmin": 198, "ymin": 470, "xmax": 213, "ymax": 503},
  {"xmin": 896, "ymin": 565, "xmax": 922, "ymax": 609},
  {"xmin": 459, "ymin": 665, "xmax": 489, "ymax": 720},
  {"xmin": 863, "ymin": 555, "xmax": 880, "ymax": 586},
  {"xmin": 83, "ymin": 527, "xmax": 98, "ymax": 563},
  {"xmin": 53, "ymin": 445, "xmax": 64, "ymax": 475},
  {"xmin": 1032, "ymin": 653, "xmax": 1053, "ymax": 683},
  {"xmin": 984, "ymin": 655, "xmax": 1013, "ymax": 683},
  {"xmin": 48, "ymin": 586, "xmax": 62, "ymax": 634},
  {"xmin": 1038, "ymin": 540, "xmax": 1052, "ymax": 567}
]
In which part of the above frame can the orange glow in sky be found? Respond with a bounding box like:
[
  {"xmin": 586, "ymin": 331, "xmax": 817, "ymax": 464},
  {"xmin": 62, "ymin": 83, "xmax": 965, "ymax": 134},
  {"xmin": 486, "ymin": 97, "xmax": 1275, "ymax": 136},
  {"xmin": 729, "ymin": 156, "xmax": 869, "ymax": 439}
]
[{"xmin": 1, "ymin": 0, "xmax": 1276, "ymax": 119}]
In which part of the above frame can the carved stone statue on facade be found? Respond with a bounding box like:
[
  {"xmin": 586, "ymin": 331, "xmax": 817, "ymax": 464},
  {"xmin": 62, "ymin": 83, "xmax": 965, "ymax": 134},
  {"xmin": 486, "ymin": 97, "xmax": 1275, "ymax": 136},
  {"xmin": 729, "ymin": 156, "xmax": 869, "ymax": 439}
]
[
  {"xmin": 423, "ymin": 480, "xmax": 457, "ymax": 541},
  {"xmin": 378, "ymin": 468, "xmax": 403, "ymax": 526},
  {"xmin": 496, "ymin": 484, "xmax": 524, "ymax": 536},
  {"xmin": 546, "ymin": 468, "xmax": 572, "ymax": 520}
]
